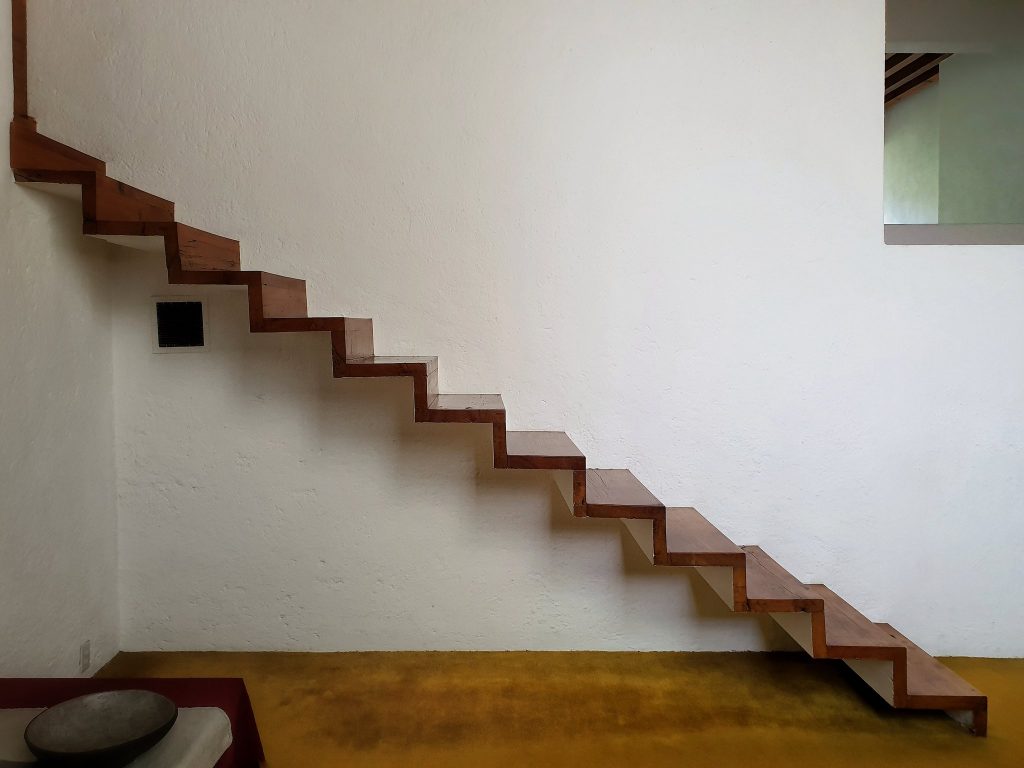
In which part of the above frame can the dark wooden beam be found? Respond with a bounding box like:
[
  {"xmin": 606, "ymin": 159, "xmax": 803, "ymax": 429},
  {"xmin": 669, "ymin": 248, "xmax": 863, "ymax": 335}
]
[
  {"xmin": 885, "ymin": 53, "xmax": 949, "ymax": 93},
  {"xmin": 884, "ymin": 53, "xmax": 914, "ymax": 76},
  {"xmin": 886, "ymin": 64, "xmax": 940, "ymax": 104},
  {"xmin": 12, "ymin": 0, "xmax": 28, "ymax": 118}
]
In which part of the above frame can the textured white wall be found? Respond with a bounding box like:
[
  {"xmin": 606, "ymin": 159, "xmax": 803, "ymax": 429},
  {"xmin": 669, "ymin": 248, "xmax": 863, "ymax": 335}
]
[
  {"xmin": 0, "ymin": 8, "xmax": 119, "ymax": 675},
  {"xmin": 24, "ymin": 0, "xmax": 1024, "ymax": 655},
  {"xmin": 883, "ymin": 86, "xmax": 939, "ymax": 224}
]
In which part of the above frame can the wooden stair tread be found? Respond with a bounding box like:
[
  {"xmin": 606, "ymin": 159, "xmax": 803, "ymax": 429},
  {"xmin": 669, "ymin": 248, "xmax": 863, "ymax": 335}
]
[
  {"xmin": 172, "ymin": 269, "xmax": 301, "ymax": 288},
  {"xmin": 339, "ymin": 356, "xmax": 438, "ymax": 375},
  {"xmin": 741, "ymin": 546, "xmax": 822, "ymax": 611},
  {"xmin": 91, "ymin": 175, "xmax": 175, "ymax": 222},
  {"xmin": 174, "ymin": 224, "xmax": 241, "ymax": 272},
  {"xmin": 584, "ymin": 469, "xmax": 663, "ymax": 519},
  {"xmin": 809, "ymin": 585, "xmax": 906, "ymax": 656},
  {"xmin": 421, "ymin": 394, "xmax": 505, "ymax": 425},
  {"xmin": 878, "ymin": 623, "xmax": 986, "ymax": 703},
  {"xmin": 10, "ymin": 119, "xmax": 105, "ymax": 175},
  {"xmin": 428, "ymin": 394, "xmax": 504, "ymax": 412},
  {"xmin": 425, "ymin": 397, "xmax": 501, "ymax": 415},
  {"xmin": 665, "ymin": 508, "xmax": 743, "ymax": 567},
  {"xmin": 257, "ymin": 317, "xmax": 356, "ymax": 333},
  {"xmin": 506, "ymin": 431, "xmax": 585, "ymax": 470}
]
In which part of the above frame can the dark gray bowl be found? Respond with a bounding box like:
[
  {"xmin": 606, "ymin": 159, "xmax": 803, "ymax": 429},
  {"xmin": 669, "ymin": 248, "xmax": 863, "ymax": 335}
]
[{"xmin": 24, "ymin": 690, "xmax": 177, "ymax": 768}]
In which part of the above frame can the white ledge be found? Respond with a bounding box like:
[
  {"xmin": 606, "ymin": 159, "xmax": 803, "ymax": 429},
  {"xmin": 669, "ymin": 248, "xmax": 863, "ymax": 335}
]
[{"xmin": 885, "ymin": 224, "xmax": 1024, "ymax": 246}]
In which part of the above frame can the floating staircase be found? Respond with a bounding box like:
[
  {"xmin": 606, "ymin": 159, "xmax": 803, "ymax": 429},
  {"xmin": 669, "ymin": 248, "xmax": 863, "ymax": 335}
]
[{"xmin": 8, "ymin": 0, "xmax": 987, "ymax": 735}]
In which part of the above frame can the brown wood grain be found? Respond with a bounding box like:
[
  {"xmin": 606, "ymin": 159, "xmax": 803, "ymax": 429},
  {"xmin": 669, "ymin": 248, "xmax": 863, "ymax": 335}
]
[
  {"xmin": 584, "ymin": 469, "xmax": 663, "ymax": 519},
  {"xmin": 505, "ymin": 431, "xmax": 585, "ymax": 471},
  {"xmin": 10, "ymin": 119, "xmax": 103, "ymax": 179},
  {"xmin": 810, "ymin": 585, "xmax": 907, "ymax": 662},
  {"xmin": 83, "ymin": 175, "xmax": 175, "ymax": 223},
  {"xmin": 256, "ymin": 272, "xmax": 307, "ymax": 320},
  {"xmin": 12, "ymin": 0, "xmax": 27, "ymax": 117},
  {"xmin": 878, "ymin": 623, "xmax": 987, "ymax": 735},
  {"xmin": 742, "ymin": 546, "xmax": 823, "ymax": 612},
  {"xmin": 663, "ymin": 508, "xmax": 746, "ymax": 607},
  {"xmin": 173, "ymin": 224, "xmax": 241, "ymax": 271}
]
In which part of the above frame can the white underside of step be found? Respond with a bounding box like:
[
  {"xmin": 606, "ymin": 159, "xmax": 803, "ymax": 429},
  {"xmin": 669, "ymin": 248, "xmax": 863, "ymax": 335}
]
[
  {"xmin": 845, "ymin": 658, "xmax": 896, "ymax": 705},
  {"xmin": 19, "ymin": 180, "xmax": 80, "ymax": 202},
  {"xmin": 770, "ymin": 611, "xmax": 815, "ymax": 655},
  {"xmin": 89, "ymin": 232, "xmax": 165, "ymax": 252},
  {"xmin": 553, "ymin": 471, "xmax": 575, "ymax": 515},
  {"xmin": 621, "ymin": 518, "xmax": 654, "ymax": 562},
  {"xmin": 695, "ymin": 565, "xmax": 734, "ymax": 606}
]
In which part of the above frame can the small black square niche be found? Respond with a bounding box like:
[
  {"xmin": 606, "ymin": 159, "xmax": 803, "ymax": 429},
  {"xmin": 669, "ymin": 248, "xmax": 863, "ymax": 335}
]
[{"xmin": 156, "ymin": 301, "xmax": 205, "ymax": 348}]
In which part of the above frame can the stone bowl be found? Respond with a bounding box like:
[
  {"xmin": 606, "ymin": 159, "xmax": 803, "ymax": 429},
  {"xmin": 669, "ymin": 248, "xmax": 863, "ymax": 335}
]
[{"xmin": 24, "ymin": 690, "xmax": 177, "ymax": 767}]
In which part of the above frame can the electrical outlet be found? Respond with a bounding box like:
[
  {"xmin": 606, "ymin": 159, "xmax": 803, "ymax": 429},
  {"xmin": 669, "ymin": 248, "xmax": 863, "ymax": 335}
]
[{"xmin": 79, "ymin": 640, "xmax": 91, "ymax": 674}]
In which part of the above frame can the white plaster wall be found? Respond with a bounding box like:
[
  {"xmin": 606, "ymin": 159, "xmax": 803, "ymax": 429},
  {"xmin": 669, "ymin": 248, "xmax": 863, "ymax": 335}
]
[
  {"xmin": 25, "ymin": 0, "xmax": 1024, "ymax": 655},
  {"xmin": 883, "ymin": 85, "xmax": 939, "ymax": 224},
  {"xmin": 0, "ymin": 9, "xmax": 119, "ymax": 675}
]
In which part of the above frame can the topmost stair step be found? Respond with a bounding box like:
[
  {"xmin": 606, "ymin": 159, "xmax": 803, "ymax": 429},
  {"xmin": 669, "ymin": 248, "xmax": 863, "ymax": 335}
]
[
  {"xmin": 10, "ymin": 121, "xmax": 105, "ymax": 178},
  {"xmin": 585, "ymin": 469, "xmax": 663, "ymax": 519}
]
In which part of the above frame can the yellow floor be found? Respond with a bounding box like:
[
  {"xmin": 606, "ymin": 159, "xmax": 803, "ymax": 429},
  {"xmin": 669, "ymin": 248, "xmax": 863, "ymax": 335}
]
[{"xmin": 99, "ymin": 651, "xmax": 1023, "ymax": 767}]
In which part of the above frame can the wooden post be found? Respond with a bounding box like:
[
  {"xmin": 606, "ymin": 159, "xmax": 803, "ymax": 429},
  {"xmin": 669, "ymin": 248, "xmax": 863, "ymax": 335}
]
[{"xmin": 12, "ymin": 0, "xmax": 28, "ymax": 118}]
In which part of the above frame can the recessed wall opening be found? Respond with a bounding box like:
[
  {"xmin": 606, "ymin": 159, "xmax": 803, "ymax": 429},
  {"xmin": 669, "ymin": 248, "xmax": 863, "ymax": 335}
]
[
  {"xmin": 152, "ymin": 298, "xmax": 207, "ymax": 352},
  {"xmin": 884, "ymin": 0, "xmax": 1024, "ymax": 245}
]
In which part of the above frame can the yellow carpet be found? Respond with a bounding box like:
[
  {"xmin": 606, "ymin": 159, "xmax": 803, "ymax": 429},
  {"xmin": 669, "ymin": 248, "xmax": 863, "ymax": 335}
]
[{"xmin": 98, "ymin": 651, "xmax": 1023, "ymax": 767}]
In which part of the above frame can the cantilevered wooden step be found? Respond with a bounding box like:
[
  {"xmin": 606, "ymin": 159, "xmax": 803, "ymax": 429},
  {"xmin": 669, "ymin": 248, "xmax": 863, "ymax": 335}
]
[
  {"xmin": 333, "ymin": 355, "xmax": 439, "ymax": 413},
  {"xmin": 741, "ymin": 546, "xmax": 822, "ymax": 613},
  {"xmin": 171, "ymin": 224, "xmax": 241, "ymax": 272},
  {"xmin": 336, "ymin": 355, "xmax": 437, "ymax": 377},
  {"xmin": 422, "ymin": 394, "xmax": 505, "ymax": 423},
  {"xmin": 84, "ymin": 175, "xmax": 175, "ymax": 224},
  {"xmin": 81, "ymin": 221, "xmax": 240, "ymax": 267},
  {"xmin": 810, "ymin": 585, "xmax": 908, "ymax": 662},
  {"xmin": 164, "ymin": 269, "xmax": 308, "ymax": 322},
  {"xmin": 809, "ymin": 584, "xmax": 909, "ymax": 708},
  {"xmin": 258, "ymin": 317, "xmax": 350, "ymax": 333},
  {"xmin": 665, "ymin": 508, "xmax": 743, "ymax": 566},
  {"xmin": 505, "ymin": 431, "xmax": 584, "ymax": 470},
  {"xmin": 878, "ymin": 623, "xmax": 987, "ymax": 734},
  {"xmin": 10, "ymin": 118, "xmax": 104, "ymax": 179},
  {"xmin": 664, "ymin": 507, "xmax": 746, "ymax": 607},
  {"xmin": 584, "ymin": 469, "xmax": 663, "ymax": 519}
]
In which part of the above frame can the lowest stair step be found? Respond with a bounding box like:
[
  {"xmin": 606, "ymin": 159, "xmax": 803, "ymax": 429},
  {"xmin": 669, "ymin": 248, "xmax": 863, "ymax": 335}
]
[{"xmin": 877, "ymin": 622, "xmax": 986, "ymax": 733}]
